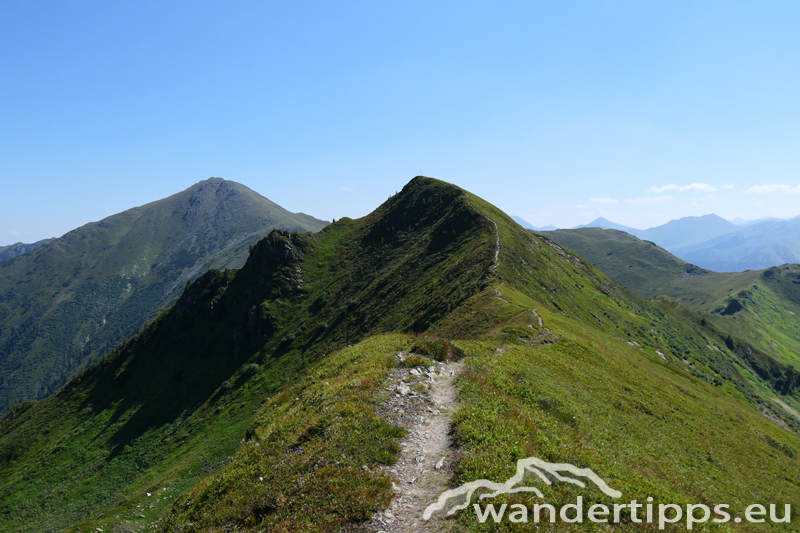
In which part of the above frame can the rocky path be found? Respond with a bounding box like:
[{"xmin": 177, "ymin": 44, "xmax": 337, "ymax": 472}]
[{"xmin": 360, "ymin": 354, "xmax": 462, "ymax": 533}]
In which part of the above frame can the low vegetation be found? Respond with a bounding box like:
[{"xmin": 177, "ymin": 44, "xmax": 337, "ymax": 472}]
[{"xmin": 1, "ymin": 177, "xmax": 798, "ymax": 532}]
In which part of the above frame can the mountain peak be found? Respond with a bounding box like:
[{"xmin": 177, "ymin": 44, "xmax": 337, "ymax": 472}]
[
  {"xmin": 574, "ymin": 217, "xmax": 636, "ymax": 233},
  {"xmin": 0, "ymin": 180, "xmax": 327, "ymax": 411},
  {"xmin": 640, "ymin": 213, "xmax": 738, "ymax": 251}
]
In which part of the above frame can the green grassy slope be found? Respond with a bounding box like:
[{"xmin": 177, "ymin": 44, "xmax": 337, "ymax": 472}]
[
  {"xmin": 450, "ymin": 300, "xmax": 800, "ymax": 532},
  {"xmin": 669, "ymin": 265, "xmax": 800, "ymax": 370},
  {"xmin": 0, "ymin": 178, "xmax": 327, "ymax": 412},
  {"xmin": 0, "ymin": 176, "xmax": 497, "ymax": 532},
  {"xmin": 539, "ymin": 227, "xmax": 800, "ymax": 382},
  {"xmin": 1, "ymin": 177, "xmax": 798, "ymax": 532},
  {"xmin": 155, "ymin": 185, "xmax": 800, "ymax": 531},
  {"xmin": 537, "ymin": 227, "xmax": 709, "ymax": 298}
]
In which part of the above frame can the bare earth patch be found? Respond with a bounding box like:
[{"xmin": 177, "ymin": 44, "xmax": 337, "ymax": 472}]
[
  {"xmin": 773, "ymin": 397, "xmax": 800, "ymax": 421},
  {"xmin": 357, "ymin": 354, "xmax": 462, "ymax": 533}
]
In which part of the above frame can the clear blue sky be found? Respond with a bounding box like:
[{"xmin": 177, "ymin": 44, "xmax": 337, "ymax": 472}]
[{"xmin": 3, "ymin": 1, "xmax": 800, "ymax": 245}]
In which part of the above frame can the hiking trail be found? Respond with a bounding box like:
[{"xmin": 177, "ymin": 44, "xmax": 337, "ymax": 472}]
[{"xmin": 360, "ymin": 354, "xmax": 462, "ymax": 533}]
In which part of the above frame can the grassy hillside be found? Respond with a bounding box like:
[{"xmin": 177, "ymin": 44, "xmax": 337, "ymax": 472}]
[
  {"xmin": 536, "ymin": 227, "xmax": 709, "ymax": 298},
  {"xmin": 540, "ymin": 227, "xmax": 800, "ymax": 396},
  {"xmin": 668, "ymin": 265, "xmax": 800, "ymax": 370},
  {"xmin": 0, "ymin": 177, "xmax": 497, "ymax": 532},
  {"xmin": 0, "ymin": 178, "xmax": 327, "ymax": 412},
  {"xmin": 1, "ymin": 177, "xmax": 798, "ymax": 532},
  {"xmin": 449, "ymin": 296, "xmax": 800, "ymax": 532},
  {"xmin": 155, "ymin": 188, "xmax": 800, "ymax": 531}
]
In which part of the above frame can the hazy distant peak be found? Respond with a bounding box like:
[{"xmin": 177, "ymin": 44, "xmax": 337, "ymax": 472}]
[
  {"xmin": 574, "ymin": 217, "xmax": 637, "ymax": 233},
  {"xmin": 511, "ymin": 216, "xmax": 557, "ymax": 231}
]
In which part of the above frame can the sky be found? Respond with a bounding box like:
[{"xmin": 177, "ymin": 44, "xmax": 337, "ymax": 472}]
[{"xmin": 2, "ymin": 1, "xmax": 800, "ymax": 245}]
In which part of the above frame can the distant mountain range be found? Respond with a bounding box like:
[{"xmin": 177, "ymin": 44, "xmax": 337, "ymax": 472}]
[
  {"xmin": 510, "ymin": 216, "xmax": 557, "ymax": 231},
  {"xmin": 0, "ymin": 239, "xmax": 54, "ymax": 263},
  {"xmin": 518, "ymin": 213, "xmax": 800, "ymax": 272},
  {"xmin": 0, "ymin": 178, "xmax": 327, "ymax": 411},
  {"xmin": 679, "ymin": 217, "xmax": 800, "ymax": 272}
]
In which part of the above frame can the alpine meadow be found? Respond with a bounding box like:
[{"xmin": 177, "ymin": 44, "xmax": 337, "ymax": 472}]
[{"xmin": 0, "ymin": 177, "xmax": 798, "ymax": 532}]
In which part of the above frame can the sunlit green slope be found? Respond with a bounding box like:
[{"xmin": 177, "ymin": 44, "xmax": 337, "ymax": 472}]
[
  {"xmin": 156, "ymin": 185, "xmax": 800, "ymax": 531},
  {"xmin": 539, "ymin": 227, "xmax": 800, "ymax": 375},
  {"xmin": 1, "ymin": 177, "xmax": 798, "ymax": 532}
]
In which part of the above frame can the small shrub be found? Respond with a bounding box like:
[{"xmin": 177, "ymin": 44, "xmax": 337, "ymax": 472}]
[
  {"xmin": 410, "ymin": 336, "xmax": 462, "ymax": 361},
  {"xmin": 317, "ymin": 322, "xmax": 329, "ymax": 332},
  {"xmin": 243, "ymin": 363, "xmax": 259, "ymax": 376},
  {"xmin": 312, "ymin": 292, "xmax": 330, "ymax": 312},
  {"xmin": 399, "ymin": 354, "xmax": 433, "ymax": 368},
  {"xmin": 221, "ymin": 381, "xmax": 233, "ymax": 391},
  {"xmin": 359, "ymin": 377, "xmax": 378, "ymax": 389},
  {"xmin": 724, "ymin": 335, "xmax": 735, "ymax": 351}
]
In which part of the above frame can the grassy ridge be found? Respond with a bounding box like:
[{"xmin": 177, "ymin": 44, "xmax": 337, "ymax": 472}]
[
  {"xmin": 0, "ymin": 177, "xmax": 497, "ymax": 532},
  {"xmin": 0, "ymin": 178, "xmax": 327, "ymax": 412},
  {"xmin": 157, "ymin": 335, "xmax": 410, "ymax": 532},
  {"xmin": 668, "ymin": 266, "xmax": 800, "ymax": 369},
  {"xmin": 536, "ymin": 227, "xmax": 708, "ymax": 298},
  {"xmin": 2, "ymin": 177, "xmax": 799, "ymax": 531},
  {"xmin": 151, "ymin": 184, "xmax": 800, "ymax": 531},
  {"xmin": 157, "ymin": 289, "xmax": 800, "ymax": 531}
]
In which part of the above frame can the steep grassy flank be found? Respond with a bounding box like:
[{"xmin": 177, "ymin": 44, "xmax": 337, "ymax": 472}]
[
  {"xmin": 154, "ymin": 307, "xmax": 800, "ymax": 532},
  {"xmin": 157, "ymin": 335, "xmax": 409, "ymax": 532},
  {"xmin": 538, "ymin": 227, "xmax": 710, "ymax": 298},
  {"xmin": 539, "ymin": 227, "xmax": 800, "ymax": 403},
  {"xmin": 160, "ymin": 292, "xmax": 800, "ymax": 531},
  {"xmin": 662, "ymin": 266, "xmax": 800, "ymax": 361},
  {"xmin": 450, "ymin": 297, "xmax": 800, "ymax": 531},
  {"xmin": 471, "ymin": 196, "xmax": 800, "ymax": 417},
  {"xmin": 146, "ymin": 272, "xmax": 800, "ymax": 531},
  {"xmin": 0, "ymin": 178, "xmax": 327, "ymax": 412}
]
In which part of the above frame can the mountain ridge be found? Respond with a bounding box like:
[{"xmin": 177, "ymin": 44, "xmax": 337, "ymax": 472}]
[
  {"xmin": 0, "ymin": 178, "xmax": 327, "ymax": 411},
  {"xmin": 0, "ymin": 239, "xmax": 55, "ymax": 263},
  {"xmin": 2, "ymin": 177, "xmax": 799, "ymax": 532}
]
